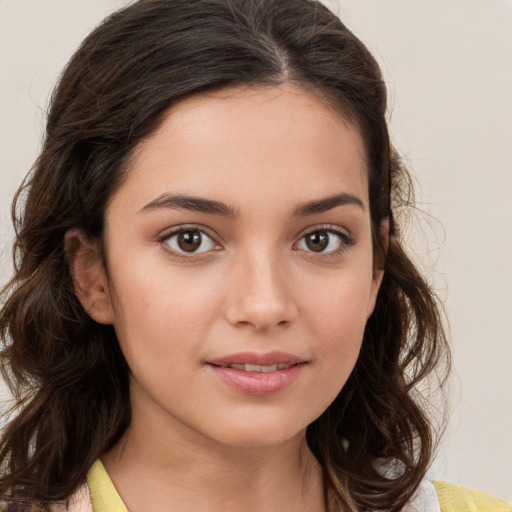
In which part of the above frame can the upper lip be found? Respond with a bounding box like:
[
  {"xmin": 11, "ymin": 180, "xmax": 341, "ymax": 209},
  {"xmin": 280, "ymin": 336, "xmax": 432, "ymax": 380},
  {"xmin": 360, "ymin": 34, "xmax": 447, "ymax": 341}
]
[{"xmin": 207, "ymin": 351, "xmax": 307, "ymax": 367}]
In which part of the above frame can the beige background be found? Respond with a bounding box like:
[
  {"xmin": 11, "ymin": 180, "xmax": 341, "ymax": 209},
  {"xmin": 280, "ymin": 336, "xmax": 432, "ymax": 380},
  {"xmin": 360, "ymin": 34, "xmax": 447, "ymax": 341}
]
[{"xmin": 1, "ymin": 0, "xmax": 511, "ymax": 501}]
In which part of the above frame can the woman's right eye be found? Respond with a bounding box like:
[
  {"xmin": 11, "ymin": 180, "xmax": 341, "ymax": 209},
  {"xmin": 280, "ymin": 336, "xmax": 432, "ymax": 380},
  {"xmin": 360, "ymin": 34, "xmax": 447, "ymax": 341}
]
[{"xmin": 162, "ymin": 228, "xmax": 219, "ymax": 255}]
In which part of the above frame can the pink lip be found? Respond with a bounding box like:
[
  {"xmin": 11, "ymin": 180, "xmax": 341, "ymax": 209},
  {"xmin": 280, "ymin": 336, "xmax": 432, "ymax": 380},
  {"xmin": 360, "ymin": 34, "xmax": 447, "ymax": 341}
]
[
  {"xmin": 207, "ymin": 351, "xmax": 305, "ymax": 367},
  {"xmin": 207, "ymin": 351, "xmax": 307, "ymax": 396}
]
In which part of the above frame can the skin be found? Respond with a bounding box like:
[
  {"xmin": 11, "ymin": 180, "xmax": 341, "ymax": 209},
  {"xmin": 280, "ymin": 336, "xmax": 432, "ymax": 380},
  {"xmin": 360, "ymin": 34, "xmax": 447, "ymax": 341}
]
[{"xmin": 69, "ymin": 82, "xmax": 386, "ymax": 512}]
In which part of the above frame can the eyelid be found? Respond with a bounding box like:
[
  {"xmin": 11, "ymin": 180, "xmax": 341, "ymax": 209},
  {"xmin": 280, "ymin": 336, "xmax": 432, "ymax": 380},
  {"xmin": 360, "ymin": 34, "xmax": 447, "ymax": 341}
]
[
  {"xmin": 155, "ymin": 223, "xmax": 355, "ymax": 260},
  {"xmin": 296, "ymin": 223, "xmax": 353, "ymax": 241},
  {"xmin": 156, "ymin": 224, "xmax": 222, "ymax": 258},
  {"xmin": 294, "ymin": 224, "xmax": 355, "ymax": 257}
]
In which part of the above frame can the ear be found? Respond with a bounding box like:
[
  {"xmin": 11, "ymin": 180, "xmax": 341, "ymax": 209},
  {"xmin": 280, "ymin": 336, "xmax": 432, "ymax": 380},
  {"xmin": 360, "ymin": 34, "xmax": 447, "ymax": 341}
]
[
  {"xmin": 367, "ymin": 218, "xmax": 389, "ymax": 318},
  {"xmin": 65, "ymin": 228, "xmax": 114, "ymax": 325}
]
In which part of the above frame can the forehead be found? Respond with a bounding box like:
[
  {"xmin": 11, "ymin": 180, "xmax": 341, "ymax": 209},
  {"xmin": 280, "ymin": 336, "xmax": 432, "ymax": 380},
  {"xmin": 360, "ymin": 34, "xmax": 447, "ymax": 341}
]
[{"xmin": 119, "ymin": 82, "xmax": 369, "ymax": 213}]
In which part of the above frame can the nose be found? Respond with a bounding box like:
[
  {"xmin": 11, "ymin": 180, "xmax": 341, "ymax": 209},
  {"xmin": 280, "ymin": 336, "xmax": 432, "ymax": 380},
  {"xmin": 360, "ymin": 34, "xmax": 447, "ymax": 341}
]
[{"xmin": 224, "ymin": 249, "xmax": 298, "ymax": 332}]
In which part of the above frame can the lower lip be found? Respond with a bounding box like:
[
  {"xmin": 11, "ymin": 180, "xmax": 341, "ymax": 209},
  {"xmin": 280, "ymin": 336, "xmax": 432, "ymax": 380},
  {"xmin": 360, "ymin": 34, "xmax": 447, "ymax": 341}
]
[{"xmin": 208, "ymin": 363, "xmax": 306, "ymax": 395}]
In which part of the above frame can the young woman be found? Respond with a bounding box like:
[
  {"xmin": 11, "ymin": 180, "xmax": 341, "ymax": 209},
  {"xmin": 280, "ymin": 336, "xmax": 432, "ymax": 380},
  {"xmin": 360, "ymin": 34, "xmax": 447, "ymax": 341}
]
[{"xmin": 0, "ymin": 1, "xmax": 509, "ymax": 511}]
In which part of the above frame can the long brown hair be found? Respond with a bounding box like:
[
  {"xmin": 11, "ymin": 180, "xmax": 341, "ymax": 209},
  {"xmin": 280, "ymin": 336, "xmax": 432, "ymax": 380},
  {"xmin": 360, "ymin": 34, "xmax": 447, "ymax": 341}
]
[{"xmin": 0, "ymin": 1, "xmax": 449, "ymax": 510}]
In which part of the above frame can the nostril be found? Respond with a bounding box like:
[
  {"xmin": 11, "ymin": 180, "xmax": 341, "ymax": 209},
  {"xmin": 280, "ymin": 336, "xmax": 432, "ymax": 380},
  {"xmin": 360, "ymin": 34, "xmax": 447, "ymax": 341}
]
[{"xmin": 224, "ymin": 269, "xmax": 298, "ymax": 330}]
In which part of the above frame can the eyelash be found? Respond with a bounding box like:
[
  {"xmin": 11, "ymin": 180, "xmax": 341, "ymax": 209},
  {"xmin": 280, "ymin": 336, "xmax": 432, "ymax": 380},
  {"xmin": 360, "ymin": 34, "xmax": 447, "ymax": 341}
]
[
  {"xmin": 157, "ymin": 224, "xmax": 355, "ymax": 260},
  {"xmin": 297, "ymin": 225, "xmax": 356, "ymax": 260},
  {"xmin": 156, "ymin": 225, "xmax": 220, "ymax": 260}
]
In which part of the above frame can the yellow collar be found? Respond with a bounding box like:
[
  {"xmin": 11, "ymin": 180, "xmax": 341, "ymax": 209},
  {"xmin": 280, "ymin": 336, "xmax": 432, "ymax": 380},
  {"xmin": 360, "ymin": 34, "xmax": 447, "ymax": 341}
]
[
  {"xmin": 85, "ymin": 460, "xmax": 511, "ymax": 512},
  {"xmin": 433, "ymin": 481, "xmax": 511, "ymax": 512},
  {"xmin": 86, "ymin": 459, "xmax": 128, "ymax": 512}
]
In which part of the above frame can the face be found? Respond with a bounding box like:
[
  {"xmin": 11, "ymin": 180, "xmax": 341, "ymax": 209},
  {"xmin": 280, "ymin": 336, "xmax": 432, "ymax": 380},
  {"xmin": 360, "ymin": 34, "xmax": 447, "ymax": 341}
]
[{"xmin": 74, "ymin": 83, "xmax": 384, "ymax": 450}]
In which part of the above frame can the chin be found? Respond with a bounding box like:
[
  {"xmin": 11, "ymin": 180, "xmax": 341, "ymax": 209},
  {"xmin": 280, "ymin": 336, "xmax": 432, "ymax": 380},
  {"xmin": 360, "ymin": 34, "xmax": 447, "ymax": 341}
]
[
  {"xmin": 217, "ymin": 433, "xmax": 304, "ymax": 452},
  {"xmin": 203, "ymin": 416, "xmax": 310, "ymax": 451}
]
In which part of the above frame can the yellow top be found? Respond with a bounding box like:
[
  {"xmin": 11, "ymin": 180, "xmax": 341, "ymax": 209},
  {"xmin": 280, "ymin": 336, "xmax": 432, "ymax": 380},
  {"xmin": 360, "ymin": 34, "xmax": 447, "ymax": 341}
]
[
  {"xmin": 86, "ymin": 460, "xmax": 128, "ymax": 512},
  {"xmin": 433, "ymin": 481, "xmax": 511, "ymax": 512},
  {"xmin": 85, "ymin": 459, "xmax": 511, "ymax": 512}
]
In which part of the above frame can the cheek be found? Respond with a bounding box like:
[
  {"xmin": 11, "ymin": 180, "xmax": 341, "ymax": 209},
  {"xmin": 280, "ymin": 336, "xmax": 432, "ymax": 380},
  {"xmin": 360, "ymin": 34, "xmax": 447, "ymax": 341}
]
[
  {"xmin": 107, "ymin": 257, "xmax": 223, "ymax": 368},
  {"xmin": 301, "ymin": 267, "xmax": 373, "ymax": 371},
  {"xmin": 283, "ymin": 281, "xmax": 369, "ymax": 425}
]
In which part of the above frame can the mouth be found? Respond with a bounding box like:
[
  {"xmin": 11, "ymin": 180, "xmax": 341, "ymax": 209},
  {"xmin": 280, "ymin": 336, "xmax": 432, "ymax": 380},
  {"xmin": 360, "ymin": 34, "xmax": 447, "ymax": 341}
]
[
  {"xmin": 206, "ymin": 352, "xmax": 307, "ymax": 395},
  {"xmin": 207, "ymin": 351, "xmax": 307, "ymax": 368},
  {"xmin": 211, "ymin": 362, "xmax": 299, "ymax": 372}
]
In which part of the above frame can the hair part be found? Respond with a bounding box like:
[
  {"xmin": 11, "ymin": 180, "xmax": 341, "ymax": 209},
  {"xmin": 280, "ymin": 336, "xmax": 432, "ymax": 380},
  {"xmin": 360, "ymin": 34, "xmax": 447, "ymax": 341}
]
[{"xmin": 0, "ymin": 1, "xmax": 449, "ymax": 510}]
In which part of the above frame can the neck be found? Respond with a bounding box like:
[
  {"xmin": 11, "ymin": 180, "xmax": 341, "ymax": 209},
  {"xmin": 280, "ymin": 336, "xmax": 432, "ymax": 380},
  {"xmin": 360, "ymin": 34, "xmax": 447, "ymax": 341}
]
[{"xmin": 102, "ymin": 397, "xmax": 326, "ymax": 512}]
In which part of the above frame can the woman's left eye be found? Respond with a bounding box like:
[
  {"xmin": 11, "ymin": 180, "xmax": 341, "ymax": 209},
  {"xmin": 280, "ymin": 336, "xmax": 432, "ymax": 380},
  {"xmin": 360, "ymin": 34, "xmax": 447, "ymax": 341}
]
[
  {"xmin": 162, "ymin": 229, "xmax": 218, "ymax": 255},
  {"xmin": 296, "ymin": 229, "xmax": 354, "ymax": 255}
]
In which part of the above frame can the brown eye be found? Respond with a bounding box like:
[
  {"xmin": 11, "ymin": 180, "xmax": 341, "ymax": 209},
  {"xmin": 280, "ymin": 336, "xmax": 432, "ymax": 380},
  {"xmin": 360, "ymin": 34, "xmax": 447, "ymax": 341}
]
[
  {"xmin": 177, "ymin": 231, "xmax": 202, "ymax": 252},
  {"xmin": 297, "ymin": 228, "xmax": 353, "ymax": 255},
  {"xmin": 304, "ymin": 231, "xmax": 329, "ymax": 252},
  {"xmin": 164, "ymin": 229, "xmax": 217, "ymax": 255}
]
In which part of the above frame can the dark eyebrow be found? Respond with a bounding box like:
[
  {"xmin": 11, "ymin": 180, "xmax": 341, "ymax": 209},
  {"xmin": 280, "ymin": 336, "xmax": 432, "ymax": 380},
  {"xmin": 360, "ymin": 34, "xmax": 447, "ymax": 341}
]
[
  {"xmin": 139, "ymin": 193, "xmax": 238, "ymax": 217},
  {"xmin": 139, "ymin": 191, "xmax": 364, "ymax": 218},
  {"xmin": 292, "ymin": 192, "xmax": 365, "ymax": 217}
]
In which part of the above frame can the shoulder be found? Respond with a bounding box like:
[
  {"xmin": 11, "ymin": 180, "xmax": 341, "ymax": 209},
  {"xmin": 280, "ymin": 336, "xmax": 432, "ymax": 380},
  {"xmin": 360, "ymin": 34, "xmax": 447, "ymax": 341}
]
[
  {"xmin": 0, "ymin": 485, "xmax": 91, "ymax": 512},
  {"xmin": 404, "ymin": 479, "xmax": 511, "ymax": 512},
  {"xmin": 54, "ymin": 483, "xmax": 93, "ymax": 512},
  {"xmin": 403, "ymin": 479, "xmax": 442, "ymax": 512},
  {"xmin": 432, "ymin": 481, "xmax": 511, "ymax": 512},
  {"xmin": 39, "ymin": 484, "xmax": 92, "ymax": 512}
]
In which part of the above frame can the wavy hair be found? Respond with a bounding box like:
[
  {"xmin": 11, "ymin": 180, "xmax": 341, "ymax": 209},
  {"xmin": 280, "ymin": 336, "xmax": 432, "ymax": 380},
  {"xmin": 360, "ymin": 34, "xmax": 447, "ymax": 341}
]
[{"xmin": 0, "ymin": 0, "xmax": 449, "ymax": 510}]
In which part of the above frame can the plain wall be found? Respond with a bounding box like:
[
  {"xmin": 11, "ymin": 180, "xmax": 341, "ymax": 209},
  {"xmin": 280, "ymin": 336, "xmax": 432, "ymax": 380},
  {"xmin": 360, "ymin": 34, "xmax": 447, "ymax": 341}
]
[{"xmin": 1, "ymin": 0, "xmax": 511, "ymax": 501}]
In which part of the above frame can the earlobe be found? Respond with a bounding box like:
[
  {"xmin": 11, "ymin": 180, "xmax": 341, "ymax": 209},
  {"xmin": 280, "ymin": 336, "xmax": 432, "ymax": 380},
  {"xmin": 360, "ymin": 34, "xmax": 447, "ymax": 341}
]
[
  {"xmin": 65, "ymin": 228, "xmax": 114, "ymax": 325},
  {"xmin": 367, "ymin": 267, "xmax": 385, "ymax": 318},
  {"xmin": 367, "ymin": 219, "xmax": 390, "ymax": 318}
]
